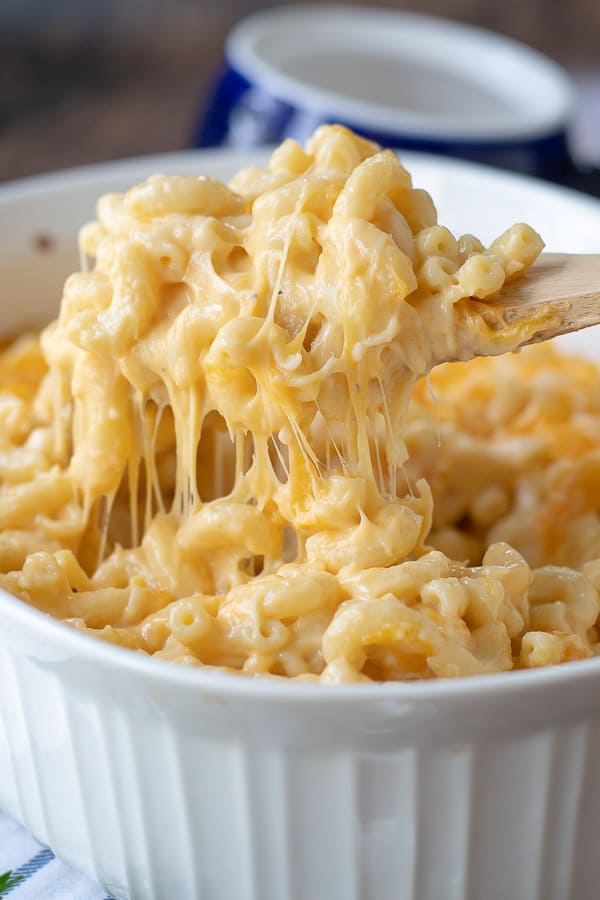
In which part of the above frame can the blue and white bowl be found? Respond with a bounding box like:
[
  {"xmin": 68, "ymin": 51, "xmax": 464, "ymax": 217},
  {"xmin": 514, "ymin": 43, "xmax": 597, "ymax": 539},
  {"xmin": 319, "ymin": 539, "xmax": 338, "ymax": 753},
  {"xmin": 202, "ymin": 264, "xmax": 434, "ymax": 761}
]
[{"xmin": 196, "ymin": 6, "xmax": 578, "ymax": 183}]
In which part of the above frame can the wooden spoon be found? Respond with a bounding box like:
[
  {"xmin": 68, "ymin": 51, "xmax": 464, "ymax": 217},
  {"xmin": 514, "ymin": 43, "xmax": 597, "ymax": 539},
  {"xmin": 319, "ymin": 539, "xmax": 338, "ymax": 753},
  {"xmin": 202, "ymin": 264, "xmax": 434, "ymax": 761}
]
[
  {"xmin": 491, "ymin": 253, "xmax": 600, "ymax": 343},
  {"xmin": 443, "ymin": 253, "xmax": 600, "ymax": 364}
]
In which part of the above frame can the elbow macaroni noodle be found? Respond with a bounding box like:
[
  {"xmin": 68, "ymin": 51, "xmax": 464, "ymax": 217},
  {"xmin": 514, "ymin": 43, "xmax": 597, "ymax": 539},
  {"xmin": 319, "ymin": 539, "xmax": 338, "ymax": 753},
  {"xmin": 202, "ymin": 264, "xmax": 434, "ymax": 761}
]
[{"xmin": 0, "ymin": 124, "xmax": 598, "ymax": 682}]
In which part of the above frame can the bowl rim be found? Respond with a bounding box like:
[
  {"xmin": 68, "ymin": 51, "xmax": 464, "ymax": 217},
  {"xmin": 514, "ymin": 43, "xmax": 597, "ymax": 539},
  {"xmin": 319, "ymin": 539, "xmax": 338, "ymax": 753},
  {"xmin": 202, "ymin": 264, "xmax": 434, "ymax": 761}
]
[
  {"xmin": 3, "ymin": 582, "xmax": 600, "ymax": 701},
  {"xmin": 2, "ymin": 147, "xmax": 600, "ymax": 704},
  {"xmin": 225, "ymin": 4, "xmax": 573, "ymax": 143},
  {"xmin": 3, "ymin": 144, "xmax": 600, "ymax": 217}
]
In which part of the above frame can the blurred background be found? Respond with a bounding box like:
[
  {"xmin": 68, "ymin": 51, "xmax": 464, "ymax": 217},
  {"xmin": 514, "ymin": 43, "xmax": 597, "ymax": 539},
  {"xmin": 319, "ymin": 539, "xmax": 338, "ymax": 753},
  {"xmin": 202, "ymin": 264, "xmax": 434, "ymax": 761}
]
[{"xmin": 0, "ymin": 0, "xmax": 598, "ymax": 181}]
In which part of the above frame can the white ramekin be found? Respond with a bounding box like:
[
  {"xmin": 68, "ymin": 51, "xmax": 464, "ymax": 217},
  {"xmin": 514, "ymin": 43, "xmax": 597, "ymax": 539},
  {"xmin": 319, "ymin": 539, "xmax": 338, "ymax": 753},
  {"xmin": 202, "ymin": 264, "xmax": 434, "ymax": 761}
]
[{"xmin": 1, "ymin": 149, "xmax": 600, "ymax": 900}]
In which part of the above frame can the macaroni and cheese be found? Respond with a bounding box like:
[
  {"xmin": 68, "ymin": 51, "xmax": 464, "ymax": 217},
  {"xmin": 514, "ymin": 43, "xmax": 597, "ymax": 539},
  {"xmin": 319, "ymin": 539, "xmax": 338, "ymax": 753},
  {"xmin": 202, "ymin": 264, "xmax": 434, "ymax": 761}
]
[{"xmin": 1, "ymin": 125, "xmax": 597, "ymax": 682}]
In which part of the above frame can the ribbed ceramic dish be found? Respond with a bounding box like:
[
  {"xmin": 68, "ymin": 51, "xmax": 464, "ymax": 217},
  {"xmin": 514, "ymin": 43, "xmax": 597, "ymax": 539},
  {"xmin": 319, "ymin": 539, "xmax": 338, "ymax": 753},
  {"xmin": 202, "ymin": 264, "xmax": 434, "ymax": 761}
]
[{"xmin": 1, "ymin": 149, "xmax": 600, "ymax": 900}]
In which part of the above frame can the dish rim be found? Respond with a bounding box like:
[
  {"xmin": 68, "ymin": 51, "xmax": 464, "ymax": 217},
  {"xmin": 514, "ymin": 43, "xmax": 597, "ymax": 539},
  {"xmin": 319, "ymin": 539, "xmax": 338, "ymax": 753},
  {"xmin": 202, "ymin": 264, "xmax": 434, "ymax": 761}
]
[
  {"xmin": 2, "ymin": 145, "xmax": 600, "ymax": 217},
  {"xmin": 3, "ymin": 583, "xmax": 600, "ymax": 701}
]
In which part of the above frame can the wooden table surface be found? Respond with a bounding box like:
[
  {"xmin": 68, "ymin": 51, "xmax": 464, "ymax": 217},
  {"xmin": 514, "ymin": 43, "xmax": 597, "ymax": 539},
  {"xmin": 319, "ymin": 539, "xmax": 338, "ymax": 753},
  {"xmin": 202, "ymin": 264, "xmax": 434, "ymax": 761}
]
[{"xmin": 0, "ymin": 0, "xmax": 598, "ymax": 182}]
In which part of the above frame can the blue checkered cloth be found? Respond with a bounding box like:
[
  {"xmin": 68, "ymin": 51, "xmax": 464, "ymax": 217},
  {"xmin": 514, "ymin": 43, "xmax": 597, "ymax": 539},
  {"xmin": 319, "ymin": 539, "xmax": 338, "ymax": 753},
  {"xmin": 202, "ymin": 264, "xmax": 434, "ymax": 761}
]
[{"xmin": 0, "ymin": 811, "xmax": 113, "ymax": 899}]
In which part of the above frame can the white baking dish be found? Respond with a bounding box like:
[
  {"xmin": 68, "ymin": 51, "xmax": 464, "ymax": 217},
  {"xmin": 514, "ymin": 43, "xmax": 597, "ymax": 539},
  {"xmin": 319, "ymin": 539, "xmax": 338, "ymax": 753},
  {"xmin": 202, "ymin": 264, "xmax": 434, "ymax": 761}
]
[{"xmin": 1, "ymin": 149, "xmax": 600, "ymax": 900}]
